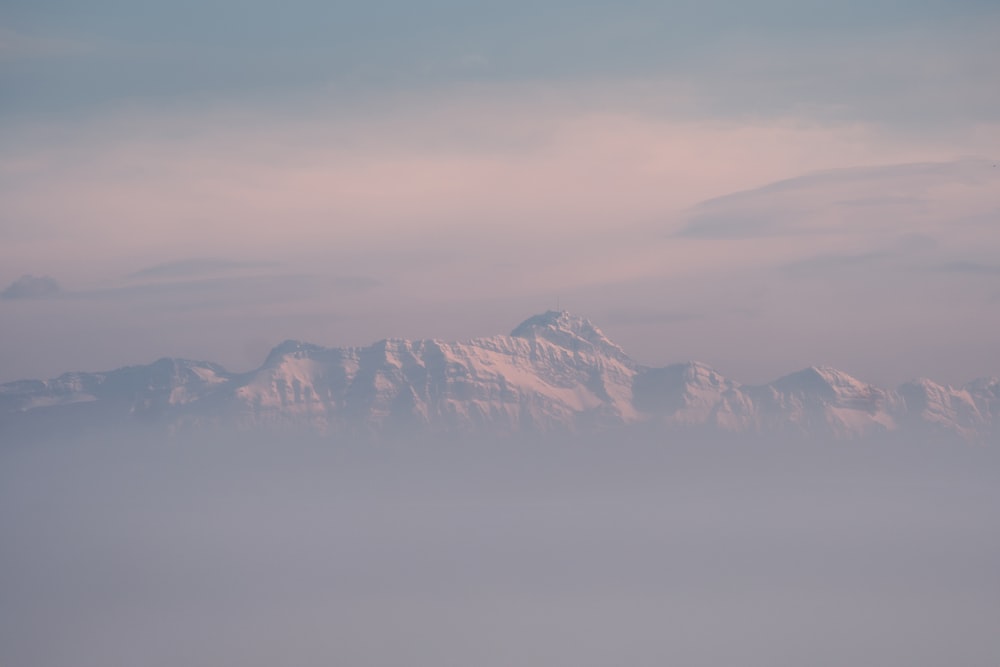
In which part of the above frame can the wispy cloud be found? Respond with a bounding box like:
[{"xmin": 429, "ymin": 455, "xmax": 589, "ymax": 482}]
[
  {"xmin": 1, "ymin": 274, "xmax": 61, "ymax": 300},
  {"xmin": 127, "ymin": 258, "xmax": 280, "ymax": 280},
  {"xmin": 934, "ymin": 260, "xmax": 1000, "ymax": 276},
  {"xmin": 779, "ymin": 251, "xmax": 894, "ymax": 278},
  {"xmin": 677, "ymin": 158, "xmax": 998, "ymax": 239},
  {"xmin": 73, "ymin": 273, "xmax": 381, "ymax": 307},
  {"xmin": 0, "ymin": 273, "xmax": 381, "ymax": 311}
]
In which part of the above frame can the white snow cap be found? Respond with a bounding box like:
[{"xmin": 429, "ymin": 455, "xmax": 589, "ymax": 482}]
[{"xmin": 510, "ymin": 310, "xmax": 629, "ymax": 360}]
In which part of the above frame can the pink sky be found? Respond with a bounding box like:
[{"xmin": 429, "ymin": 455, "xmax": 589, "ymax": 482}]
[{"xmin": 2, "ymin": 9, "xmax": 999, "ymax": 387}]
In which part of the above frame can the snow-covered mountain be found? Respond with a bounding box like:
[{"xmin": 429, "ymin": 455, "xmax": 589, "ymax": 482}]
[{"xmin": 2, "ymin": 311, "xmax": 996, "ymax": 442}]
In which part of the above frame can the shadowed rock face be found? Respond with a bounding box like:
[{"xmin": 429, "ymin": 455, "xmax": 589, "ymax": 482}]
[{"xmin": 2, "ymin": 312, "xmax": 997, "ymax": 441}]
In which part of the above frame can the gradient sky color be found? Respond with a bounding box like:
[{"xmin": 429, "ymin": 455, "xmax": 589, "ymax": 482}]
[{"xmin": 1, "ymin": 0, "xmax": 999, "ymax": 386}]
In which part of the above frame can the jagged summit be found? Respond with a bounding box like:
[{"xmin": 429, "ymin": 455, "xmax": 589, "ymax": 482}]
[
  {"xmin": 510, "ymin": 310, "xmax": 629, "ymax": 360},
  {"xmin": 772, "ymin": 366, "xmax": 870, "ymax": 395},
  {"xmin": 264, "ymin": 339, "xmax": 327, "ymax": 363}
]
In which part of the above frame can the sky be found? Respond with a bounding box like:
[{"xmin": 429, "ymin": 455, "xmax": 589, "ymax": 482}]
[{"xmin": 2, "ymin": 0, "xmax": 999, "ymax": 387}]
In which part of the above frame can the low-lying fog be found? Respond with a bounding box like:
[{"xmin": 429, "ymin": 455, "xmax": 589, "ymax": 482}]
[{"xmin": 2, "ymin": 433, "xmax": 998, "ymax": 666}]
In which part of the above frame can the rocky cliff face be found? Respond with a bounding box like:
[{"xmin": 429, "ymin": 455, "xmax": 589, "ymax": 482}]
[{"xmin": 2, "ymin": 311, "xmax": 996, "ymax": 442}]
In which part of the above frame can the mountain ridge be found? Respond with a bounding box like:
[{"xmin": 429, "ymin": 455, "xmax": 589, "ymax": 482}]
[{"xmin": 2, "ymin": 311, "xmax": 996, "ymax": 442}]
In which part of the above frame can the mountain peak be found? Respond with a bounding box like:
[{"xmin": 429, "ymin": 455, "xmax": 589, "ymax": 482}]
[
  {"xmin": 770, "ymin": 366, "xmax": 873, "ymax": 400},
  {"xmin": 263, "ymin": 339, "xmax": 327, "ymax": 365},
  {"xmin": 510, "ymin": 311, "xmax": 629, "ymax": 360}
]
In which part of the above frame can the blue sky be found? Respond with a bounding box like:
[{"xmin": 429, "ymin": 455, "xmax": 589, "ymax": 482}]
[
  {"xmin": 4, "ymin": 0, "xmax": 998, "ymax": 125},
  {"xmin": 1, "ymin": 0, "xmax": 999, "ymax": 385}
]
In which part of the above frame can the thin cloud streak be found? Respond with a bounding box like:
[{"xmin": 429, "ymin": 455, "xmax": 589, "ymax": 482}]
[
  {"xmin": 934, "ymin": 261, "xmax": 1000, "ymax": 276},
  {"xmin": 72, "ymin": 274, "xmax": 381, "ymax": 305},
  {"xmin": 127, "ymin": 258, "xmax": 280, "ymax": 280},
  {"xmin": 678, "ymin": 158, "xmax": 998, "ymax": 239},
  {"xmin": 779, "ymin": 252, "xmax": 895, "ymax": 278}
]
